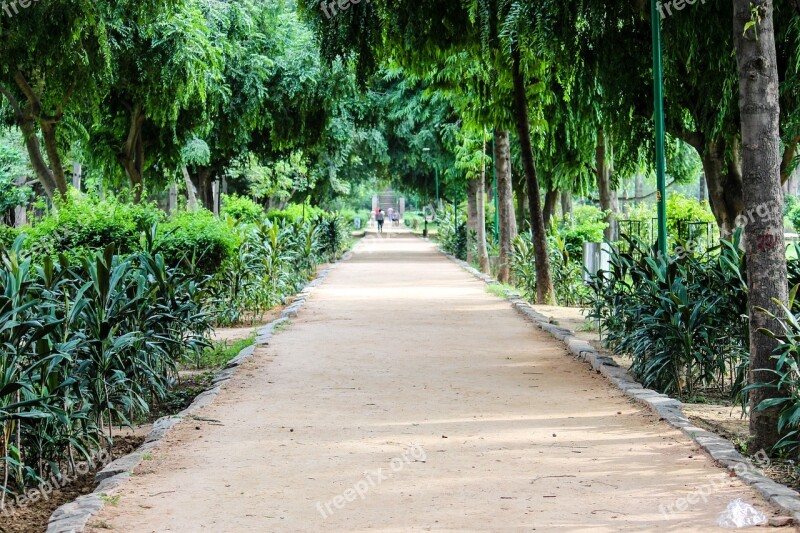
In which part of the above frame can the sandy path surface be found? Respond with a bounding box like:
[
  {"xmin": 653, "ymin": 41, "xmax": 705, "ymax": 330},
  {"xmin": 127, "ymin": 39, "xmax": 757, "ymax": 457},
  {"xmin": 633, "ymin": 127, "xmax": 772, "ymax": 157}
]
[{"xmin": 89, "ymin": 229, "xmax": 780, "ymax": 532}]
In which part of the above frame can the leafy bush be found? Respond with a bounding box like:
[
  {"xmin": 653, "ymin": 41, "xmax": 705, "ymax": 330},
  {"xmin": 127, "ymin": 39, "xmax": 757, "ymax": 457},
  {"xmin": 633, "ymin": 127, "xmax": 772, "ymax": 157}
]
[
  {"xmin": 404, "ymin": 211, "xmax": 425, "ymax": 230},
  {"xmin": 510, "ymin": 229, "xmax": 591, "ymax": 307},
  {"xmin": 561, "ymin": 205, "xmax": 608, "ymax": 254},
  {"xmin": 586, "ymin": 232, "xmax": 750, "ymax": 399},
  {"xmin": 438, "ymin": 205, "xmax": 467, "ymax": 260},
  {"xmin": 0, "ymin": 225, "xmax": 18, "ymax": 248},
  {"xmin": 789, "ymin": 203, "xmax": 800, "ymax": 233},
  {"xmin": 158, "ymin": 209, "xmax": 237, "ymax": 275},
  {"xmin": 316, "ymin": 212, "xmax": 350, "ymax": 260},
  {"xmin": 26, "ymin": 193, "xmax": 164, "ymax": 258},
  {"xmin": 221, "ymin": 194, "xmax": 264, "ymax": 224},
  {"xmin": 0, "ymin": 238, "xmax": 212, "ymax": 502},
  {"xmin": 267, "ymin": 201, "xmax": 325, "ymax": 224}
]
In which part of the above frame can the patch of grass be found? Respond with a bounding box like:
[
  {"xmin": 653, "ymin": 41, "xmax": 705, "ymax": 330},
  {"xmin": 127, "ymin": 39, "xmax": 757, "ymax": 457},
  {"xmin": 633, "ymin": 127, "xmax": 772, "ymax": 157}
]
[
  {"xmin": 197, "ymin": 335, "xmax": 256, "ymax": 369},
  {"xmin": 485, "ymin": 283, "xmax": 517, "ymax": 299},
  {"xmin": 274, "ymin": 320, "xmax": 291, "ymax": 333},
  {"xmin": 90, "ymin": 521, "xmax": 114, "ymax": 529},
  {"xmin": 578, "ymin": 319, "xmax": 598, "ymax": 333},
  {"xmin": 101, "ymin": 495, "xmax": 121, "ymax": 506}
]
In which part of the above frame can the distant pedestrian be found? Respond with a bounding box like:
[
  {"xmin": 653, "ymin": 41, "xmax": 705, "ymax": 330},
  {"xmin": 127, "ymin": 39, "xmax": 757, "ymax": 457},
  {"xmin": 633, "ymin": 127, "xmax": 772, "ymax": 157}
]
[
  {"xmin": 376, "ymin": 210, "xmax": 385, "ymax": 233},
  {"xmin": 392, "ymin": 211, "xmax": 400, "ymax": 227}
]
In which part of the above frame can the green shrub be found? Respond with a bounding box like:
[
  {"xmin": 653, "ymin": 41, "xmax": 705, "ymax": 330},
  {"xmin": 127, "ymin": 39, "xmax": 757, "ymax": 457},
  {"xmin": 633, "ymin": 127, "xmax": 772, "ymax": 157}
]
[
  {"xmin": 159, "ymin": 209, "xmax": 237, "ymax": 274},
  {"xmin": 221, "ymin": 194, "xmax": 264, "ymax": 224},
  {"xmin": 586, "ymin": 232, "xmax": 750, "ymax": 399},
  {"xmin": 789, "ymin": 203, "xmax": 800, "ymax": 233},
  {"xmin": 439, "ymin": 205, "xmax": 467, "ymax": 259},
  {"xmin": 267, "ymin": 202, "xmax": 325, "ymax": 224},
  {"xmin": 561, "ymin": 205, "xmax": 608, "ymax": 254},
  {"xmin": 26, "ymin": 193, "xmax": 164, "ymax": 258},
  {"xmin": 0, "ymin": 224, "xmax": 18, "ymax": 248},
  {"xmin": 510, "ymin": 230, "xmax": 591, "ymax": 307}
]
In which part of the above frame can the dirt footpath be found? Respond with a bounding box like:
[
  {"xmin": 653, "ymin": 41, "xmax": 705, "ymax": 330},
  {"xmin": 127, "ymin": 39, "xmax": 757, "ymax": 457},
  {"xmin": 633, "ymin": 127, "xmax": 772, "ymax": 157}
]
[{"xmin": 89, "ymin": 229, "xmax": 781, "ymax": 532}]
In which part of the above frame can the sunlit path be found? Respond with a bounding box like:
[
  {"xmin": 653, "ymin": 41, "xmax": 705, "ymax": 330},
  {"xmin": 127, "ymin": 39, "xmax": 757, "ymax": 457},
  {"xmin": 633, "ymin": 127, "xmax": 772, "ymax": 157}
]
[{"xmin": 89, "ymin": 231, "xmax": 774, "ymax": 532}]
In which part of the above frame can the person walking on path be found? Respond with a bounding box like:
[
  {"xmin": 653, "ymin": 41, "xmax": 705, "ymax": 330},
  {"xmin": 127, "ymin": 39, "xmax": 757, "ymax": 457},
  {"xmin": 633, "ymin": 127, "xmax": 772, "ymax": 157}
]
[{"xmin": 376, "ymin": 210, "xmax": 385, "ymax": 233}]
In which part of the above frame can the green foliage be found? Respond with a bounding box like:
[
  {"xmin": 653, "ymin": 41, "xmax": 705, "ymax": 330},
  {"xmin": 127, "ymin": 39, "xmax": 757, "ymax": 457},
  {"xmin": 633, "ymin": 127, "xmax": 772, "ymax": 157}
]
[
  {"xmin": 25, "ymin": 194, "xmax": 164, "ymax": 259},
  {"xmin": 751, "ymin": 285, "xmax": 800, "ymax": 454},
  {"xmin": 586, "ymin": 233, "xmax": 750, "ymax": 399},
  {"xmin": 210, "ymin": 212, "xmax": 349, "ymax": 327},
  {"xmin": 158, "ymin": 210, "xmax": 237, "ymax": 275},
  {"xmin": 221, "ymin": 194, "xmax": 264, "ymax": 225},
  {"xmin": 0, "ymin": 225, "xmax": 18, "ymax": 248},
  {"xmin": 789, "ymin": 202, "xmax": 800, "ymax": 233},
  {"xmin": 267, "ymin": 202, "xmax": 326, "ymax": 224},
  {"xmin": 439, "ymin": 205, "xmax": 467, "ymax": 260},
  {"xmin": 0, "ymin": 238, "xmax": 212, "ymax": 500},
  {"xmin": 560, "ymin": 205, "xmax": 608, "ymax": 253},
  {"xmin": 665, "ymin": 193, "xmax": 716, "ymax": 235},
  {"xmin": 510, "ymin": 230, "xmax": 591, "ymax": 307}
]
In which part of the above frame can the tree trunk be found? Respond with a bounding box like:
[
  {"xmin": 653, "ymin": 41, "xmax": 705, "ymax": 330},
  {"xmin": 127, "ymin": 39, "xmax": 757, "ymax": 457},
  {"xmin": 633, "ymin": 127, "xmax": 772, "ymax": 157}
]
[
  {"xmin": 196, "ymin": 167, "xmax": 214, "ymax": 210},
  {"xmin": 543, "ymin": 188, "xmax": 559, "ymax": 227},
  {"xmin": 700, "ymin": 138, "xmax": 744, "ymax": 238},
  {"xmin": 182, "ymin": 166, "xmax": 198, "ymax": 211},
  {"xmin": 467, "ymin": 178, "xmax": 479, "ymax": 264},
  {"xmin": 477, "ymin": 143, "xmax": 491, "ymax": 273},
  {"xmin": 513, "ymin": 170, "xmax": 526, "ymax": 231},
  {"xmin": 494, "ymin": 130, "xmax": 515, "ymax": 284},
  {"xmin": 733, "ymin": 0, "xmax": 788, "ymax": 452},
  {"xmin": 0, "ymin": 80, "xmax": 64, "ymax": 200},
  {"xmin": 560, "ymin": 191, "xmax": 573, "ymax": 222},
  {"xmin": 39, "ymin": 121, "xmax": 68, "ymax": 199},
  {"xmin": 597, "ymin": 128, "xmax": 619, "ymax": 242},
  {"xmin": 19, "ymin": 107, "xmax": 57, "ymax": 199},
  {"xmin": 511, "ymin": 47, "xmax": 555, "ymax": 304},
  {"xmin": 120, "ymin": 103, "xmax": 146, "ymax": 203}
]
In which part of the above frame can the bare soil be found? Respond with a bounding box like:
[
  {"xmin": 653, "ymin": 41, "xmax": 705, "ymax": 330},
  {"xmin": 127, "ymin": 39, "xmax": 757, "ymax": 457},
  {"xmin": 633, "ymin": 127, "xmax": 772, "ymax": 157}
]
[
  {"xmin": 0, "ymin": 435, "xmax": 144, "ymax": 533},
  {"xmin": 87, "ymin": 229, "xmax": 785, "ymax": 531}
]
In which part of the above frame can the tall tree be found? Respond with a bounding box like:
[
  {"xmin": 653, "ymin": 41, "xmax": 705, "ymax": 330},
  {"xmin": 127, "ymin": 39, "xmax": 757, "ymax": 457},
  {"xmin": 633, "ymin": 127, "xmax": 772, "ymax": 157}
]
[{"xmin": 733, "ymin": 0, "xmax": 789, "ymax": 451}]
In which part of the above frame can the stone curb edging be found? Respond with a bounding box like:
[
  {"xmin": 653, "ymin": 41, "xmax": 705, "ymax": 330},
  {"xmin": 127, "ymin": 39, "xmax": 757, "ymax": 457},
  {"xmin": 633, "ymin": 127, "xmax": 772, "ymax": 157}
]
[
  {"xmin": 439, "ymin": 249, "xmax": 800, "ymax": 524},
  {"xmin": 45, "ymin": 247, "xmax": 358, "ymax": 533}
]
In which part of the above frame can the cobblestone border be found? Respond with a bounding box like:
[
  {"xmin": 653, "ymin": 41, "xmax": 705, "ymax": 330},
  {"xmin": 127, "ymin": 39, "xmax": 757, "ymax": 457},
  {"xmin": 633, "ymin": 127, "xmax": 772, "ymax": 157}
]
[
  {"xmin": 440, "ymin": 250, "xmax": 800, "ymax": 524},
  {"xmin": 46, "ymin": 247, "xmax": 358, "ymax": 533}
]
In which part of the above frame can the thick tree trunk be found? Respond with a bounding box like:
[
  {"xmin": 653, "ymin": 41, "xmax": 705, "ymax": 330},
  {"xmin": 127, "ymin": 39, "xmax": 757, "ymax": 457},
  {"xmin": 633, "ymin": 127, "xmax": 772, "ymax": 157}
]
[
  {"xmin": 7, "ymin": 72, "xmax": 69, "ymax": 200},
  {"xmin": 120, "ymin": 103, "xmax": 146, "ymax": 203},
  {"xmin": 511, "ymin": 47, "xmax": 555, "ymax": 304},
  {"xmin": 182, "ymin": 166, "xmax": 198, "ymax": 211},
  {"xmin": 560, "ymin": 191, "xmax": 573, "ymax": 221},
  {"xmin": 477, "ymin": 145, "xmax": 490, "ymax": 273},
  {"xmin": 543, "ymin": 188, "xmax": 559, "ymax": 227},
  {"xmin": 494, "ymin": 130, "xmax": 515, "ymax": 284},
  {"xmin": 39, "ymin": 121, "xmax": 68, "ymax": 199},
  {"xmin": 16, "ymin": 106, "xmax": 57, "ymax": 199},
  {"xmin": 596, "ymin": 128, "xmax": 619, "ymax": 242},
  {"xmin": 196, "ymin": 167, "xmax": 214, "ymax": 210},
  {"xmin": 700, "ymin": 138, "xmax": 744, "ymax": 238},
  {"xmin": 467, "ymin": 178, "xmax": 479, "ymax": 264},
  {"xmin": 733, "ymin": 0, "xmax": 788, "ymax": 452}
]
